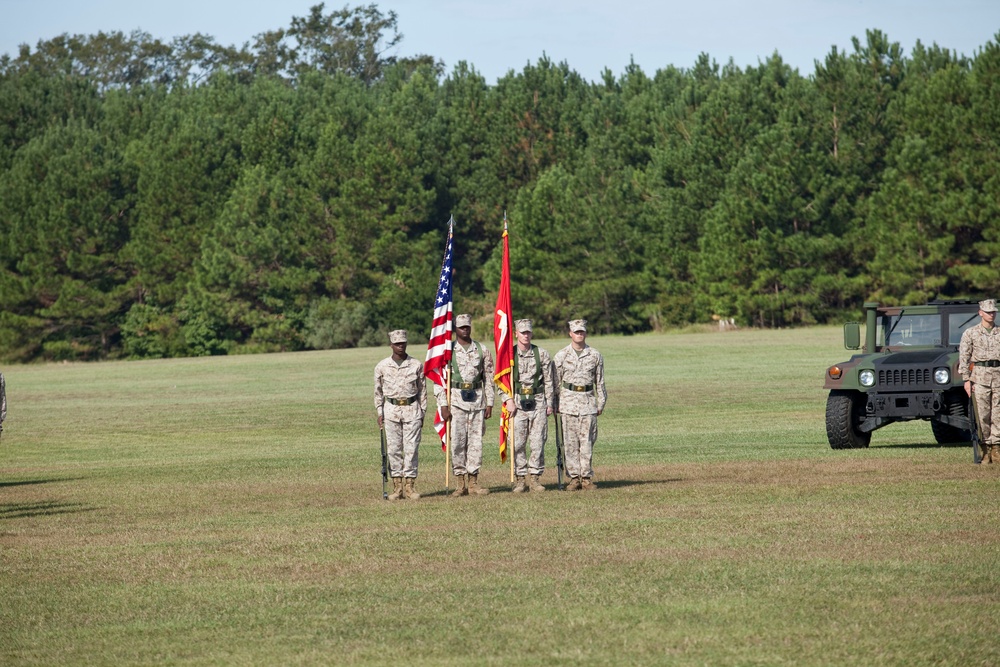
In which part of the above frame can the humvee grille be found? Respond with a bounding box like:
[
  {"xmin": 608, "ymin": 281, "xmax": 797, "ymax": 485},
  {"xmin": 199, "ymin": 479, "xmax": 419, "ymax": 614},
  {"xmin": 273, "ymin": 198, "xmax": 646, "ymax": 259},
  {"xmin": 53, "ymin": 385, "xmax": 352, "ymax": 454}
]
[{"xmin": 879, "ymin": 368, "xmax": 931, "ymax": 387}]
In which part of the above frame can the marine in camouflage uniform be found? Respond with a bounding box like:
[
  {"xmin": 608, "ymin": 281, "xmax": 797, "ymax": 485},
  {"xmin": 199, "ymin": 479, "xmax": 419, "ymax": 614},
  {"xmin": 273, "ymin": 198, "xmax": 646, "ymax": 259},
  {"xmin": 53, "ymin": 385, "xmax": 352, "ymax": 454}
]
[
  {"xmin": 435, "ymin": 313, "xmax": 495, "ymax": 496},
  {"xmin": 553, "ymin": 319, "xmax": 607, "ymax": 490},
  {"xmin": 959, "ymin": 299, "xmax": 1000, "ymax": 464},
  {"xmin": 498, "ymin": 319, "xmax": 555, "ymax": 493},
  {"xmin": 374, "ymin": 330, "xmax": 427, "ymax": 499}
]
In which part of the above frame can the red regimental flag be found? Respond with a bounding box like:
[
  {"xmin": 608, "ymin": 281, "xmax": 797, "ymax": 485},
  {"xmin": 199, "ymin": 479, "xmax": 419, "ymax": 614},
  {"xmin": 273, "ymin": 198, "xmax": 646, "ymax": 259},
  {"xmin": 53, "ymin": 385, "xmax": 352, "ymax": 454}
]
[{"xmin": 493, "ymin": 216, "xmax": 514, "ymax": 463}]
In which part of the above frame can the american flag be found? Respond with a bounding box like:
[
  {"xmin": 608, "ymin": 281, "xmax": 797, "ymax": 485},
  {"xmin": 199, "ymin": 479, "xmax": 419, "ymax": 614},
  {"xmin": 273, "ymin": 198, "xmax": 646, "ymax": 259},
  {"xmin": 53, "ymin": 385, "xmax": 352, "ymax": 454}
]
[
  {"xmin": 425, "ymin": 217, "xmax": 454, "ymax": 448},
  {"xmin": 432, "ymin": 405, "xmax": 448, "ymax": 449}
]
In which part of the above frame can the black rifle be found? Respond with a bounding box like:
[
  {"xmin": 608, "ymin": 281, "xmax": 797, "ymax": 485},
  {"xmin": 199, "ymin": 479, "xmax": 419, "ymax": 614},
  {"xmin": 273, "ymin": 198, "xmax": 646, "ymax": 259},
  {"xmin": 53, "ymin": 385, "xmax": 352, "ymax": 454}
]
[
  {"xmin": 970, "ymin": 391, "xmax": 983, "ymax": 464},
  {"xmin": 380, "ymin": 426, "xmax": 389, "ymax": 499},
  {"xmin": 554, "ymin": 413, "xmax": 565, "ymax": 491}
]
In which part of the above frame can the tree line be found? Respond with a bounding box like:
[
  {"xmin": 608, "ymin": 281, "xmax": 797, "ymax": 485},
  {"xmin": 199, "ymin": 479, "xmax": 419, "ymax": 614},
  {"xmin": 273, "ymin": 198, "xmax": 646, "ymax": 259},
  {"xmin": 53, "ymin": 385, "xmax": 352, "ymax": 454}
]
[{"xmin": 1, "ymin": 3, "xmax": 998, "ymax": 362}]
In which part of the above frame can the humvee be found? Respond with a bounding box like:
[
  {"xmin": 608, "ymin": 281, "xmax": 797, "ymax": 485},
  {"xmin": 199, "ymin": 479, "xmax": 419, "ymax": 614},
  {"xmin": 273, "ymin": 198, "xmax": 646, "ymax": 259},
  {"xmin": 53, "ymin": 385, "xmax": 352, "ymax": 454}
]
[{"xmin": 824, "ymin": 300, "xmax": 981, "ymax": 449}]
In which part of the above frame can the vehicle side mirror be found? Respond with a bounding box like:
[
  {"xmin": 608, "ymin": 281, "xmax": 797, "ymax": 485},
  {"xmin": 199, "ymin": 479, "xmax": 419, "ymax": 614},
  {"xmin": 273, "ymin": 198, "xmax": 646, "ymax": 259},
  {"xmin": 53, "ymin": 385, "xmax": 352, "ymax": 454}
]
[{"xmin": 844, "ymin": 322, "xmax": 861, "ymax": 350}]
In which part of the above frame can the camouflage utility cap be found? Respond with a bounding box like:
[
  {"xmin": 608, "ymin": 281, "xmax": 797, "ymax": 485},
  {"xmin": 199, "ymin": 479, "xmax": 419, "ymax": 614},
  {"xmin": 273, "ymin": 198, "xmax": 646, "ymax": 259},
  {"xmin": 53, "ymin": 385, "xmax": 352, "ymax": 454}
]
[
  {"xmin": 516, "ymin": 319, "xmax": 533, "ymax": 333},
  {"xmin": 980, "ymin": 299, "xmax": 998, "ymax": 313},
  {"xmin": 456, "ymin": 313, "xmax": 472, "ymax": 328},
  {"xmin": 568, "ymin": 319, "xmax": 587, "ymax": 333},
  {"xmin": 389, "ymin": 329, "xmax": 408, "ymax": 343}
]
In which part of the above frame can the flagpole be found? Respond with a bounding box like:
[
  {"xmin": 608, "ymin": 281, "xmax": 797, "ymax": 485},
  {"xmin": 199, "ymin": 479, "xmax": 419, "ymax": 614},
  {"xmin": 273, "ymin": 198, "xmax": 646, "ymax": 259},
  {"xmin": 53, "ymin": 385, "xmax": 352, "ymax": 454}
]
[
  {"xmin": 507, "ymin": 214, "xmax": 515, "ymax": 484},
  {"xmin": 425, "ymin": 215, "xmax": 455, "ymax": 494},
  {"xmin": 503, "ymin": 209, "xmax": 517, "ymax": 484},
  {"xmin": 494, "ymin": 211, "xmax": 516, "ymax": 483},
  {"xmin": 445, "ymin": 366, "xmax": 451, "ymax": 489},
  {"xmin": 510, "ymin": 413, "xmax": 515, "ymax": 482}
]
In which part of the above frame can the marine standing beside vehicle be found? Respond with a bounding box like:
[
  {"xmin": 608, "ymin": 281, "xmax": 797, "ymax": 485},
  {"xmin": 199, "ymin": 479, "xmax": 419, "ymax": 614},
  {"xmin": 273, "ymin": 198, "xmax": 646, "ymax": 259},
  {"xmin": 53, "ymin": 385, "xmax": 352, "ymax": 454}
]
[
  {"xmin": 959, "ymin": 299, "xmax": 1000, "ymax": 464},
  {"xmin": 374, "ymin": 330, "xmax": 427, "ymax": 499},
  {"xmin": 436, "ymin": 314, "xmax": 495, "ymax": 496},
  {"xmin": 553, "ymin": 319, "xmax": 607, "ymax": 490},
  {"xmin": 499, "ymin": 319, "xmax": 555, "ymax": 493}
]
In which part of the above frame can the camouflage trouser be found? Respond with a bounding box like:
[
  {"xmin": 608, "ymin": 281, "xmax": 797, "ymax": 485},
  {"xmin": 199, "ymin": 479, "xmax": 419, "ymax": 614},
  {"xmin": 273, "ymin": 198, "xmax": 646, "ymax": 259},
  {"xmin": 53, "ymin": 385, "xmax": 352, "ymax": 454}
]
[
  {"xmin": 560, "ymin": 413, "xmax": 598, "ymax": 479},
  {"xmin": 451, "ymin": 407, "xmax": 486, "ymax": 476},
  {"xmin": 974, "ymin": 370, "xmax": 1000, "ymax": 446},
  {"xmin": 385, "ymin": 417, "xmax": 421, "ymax": 478},
  {"xmin": 512, "ymin": 404, "xmax": 548, "ymax": 476}
]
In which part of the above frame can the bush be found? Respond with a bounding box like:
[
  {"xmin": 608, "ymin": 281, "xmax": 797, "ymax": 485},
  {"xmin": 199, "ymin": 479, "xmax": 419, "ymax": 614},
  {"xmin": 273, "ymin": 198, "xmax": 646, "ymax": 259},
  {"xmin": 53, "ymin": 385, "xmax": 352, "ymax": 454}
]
[{"xmin": 305, "ymin": 299, "xmax": 374, "ymax": 349}]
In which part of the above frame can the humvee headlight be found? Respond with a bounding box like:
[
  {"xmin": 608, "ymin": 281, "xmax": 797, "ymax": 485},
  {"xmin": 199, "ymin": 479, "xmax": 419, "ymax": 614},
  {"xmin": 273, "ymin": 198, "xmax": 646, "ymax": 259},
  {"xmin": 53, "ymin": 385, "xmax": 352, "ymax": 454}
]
[
  {"xmin": 859, "ymin": 369, "xmax": 876, "ymax": 387},
  {"xmin": 934, "ymin": 368, "xmax": 950, "ymax": 384}
]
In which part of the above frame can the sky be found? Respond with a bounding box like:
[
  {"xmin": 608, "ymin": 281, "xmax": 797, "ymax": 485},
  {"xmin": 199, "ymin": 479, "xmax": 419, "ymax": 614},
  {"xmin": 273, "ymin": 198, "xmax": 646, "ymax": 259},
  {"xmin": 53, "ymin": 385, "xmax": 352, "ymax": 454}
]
[{"xmin": 2, "ymin": 0, "xmax": 998, "ymax": 82}]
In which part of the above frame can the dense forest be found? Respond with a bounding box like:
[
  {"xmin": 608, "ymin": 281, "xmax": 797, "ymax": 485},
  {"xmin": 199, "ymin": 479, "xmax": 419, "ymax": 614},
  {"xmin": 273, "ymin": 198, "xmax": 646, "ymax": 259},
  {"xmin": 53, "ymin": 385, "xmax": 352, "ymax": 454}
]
[{"xmin": 1, "ymin": 3, "xmax": 998, "ymax": 362}]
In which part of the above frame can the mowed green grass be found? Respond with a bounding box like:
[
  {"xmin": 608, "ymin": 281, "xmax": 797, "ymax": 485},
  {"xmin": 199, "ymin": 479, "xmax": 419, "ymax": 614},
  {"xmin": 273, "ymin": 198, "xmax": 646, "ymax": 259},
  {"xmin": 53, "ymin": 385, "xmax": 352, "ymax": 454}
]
[{"xmin": 1, "ymin": 327, "xmax": 998, "ymax": 666}]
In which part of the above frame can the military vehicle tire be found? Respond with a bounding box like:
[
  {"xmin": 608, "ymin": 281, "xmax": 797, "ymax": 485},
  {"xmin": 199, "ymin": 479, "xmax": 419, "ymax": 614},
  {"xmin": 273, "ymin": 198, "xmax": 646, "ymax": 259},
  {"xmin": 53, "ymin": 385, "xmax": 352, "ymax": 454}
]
[
  {"xmin": 930, "ymin": 393, "xmax": 972, "ymax": 445},
  {"xmin": 826, "ymin": 390, "xmax": 871, "ymax": 449},
  {"xmin": 930, "ymin": 420, "xmax": 971, "ymax": 445}
]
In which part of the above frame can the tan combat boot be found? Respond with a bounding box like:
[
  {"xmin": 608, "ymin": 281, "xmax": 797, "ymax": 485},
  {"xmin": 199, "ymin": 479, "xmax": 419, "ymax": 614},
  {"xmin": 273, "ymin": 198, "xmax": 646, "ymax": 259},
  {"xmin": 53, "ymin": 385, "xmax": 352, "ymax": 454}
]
[
  {"xmin": 387, "ymin": 477, "xmax": 403, "ymax": 500},
  {"xmin": 402, "ymin": 478, "xmax": 421, "ymax": 500},
  {"xmin": 528, "ymin": 475, "xmax": 545, "ymax": 492},
  {"xmin": 469, "ymin": 473, "xmax": 490, "ymax": 495},
  {"xmin": 451, "ymin": 474, "xmax": 469, "ymax": 497},
  {"xmin": 984, "ymin": 446, "xmax": 995, "ymax": 464},
  {"xmin": 581, "ymin": 477, "xmax": 598, "ymax": 491},
  {"xmin": 512, "ymin": 476, "xmax": 526, "ymax": 493},
  {"xmin": 565, "ymin": 477, "xmax": 582, "ymax": 491}
]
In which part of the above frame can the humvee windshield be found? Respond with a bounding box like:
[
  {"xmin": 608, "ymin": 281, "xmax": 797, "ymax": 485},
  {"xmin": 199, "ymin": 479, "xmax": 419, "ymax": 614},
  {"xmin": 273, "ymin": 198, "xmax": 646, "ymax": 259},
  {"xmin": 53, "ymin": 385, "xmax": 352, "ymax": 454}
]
[
  {"xmin": 949, "ymin": 311, "xmax": 980, "ymax": 344},
  {"xmin": 876, "ymin": 311, "xmax": 979, "ymax": 348}
]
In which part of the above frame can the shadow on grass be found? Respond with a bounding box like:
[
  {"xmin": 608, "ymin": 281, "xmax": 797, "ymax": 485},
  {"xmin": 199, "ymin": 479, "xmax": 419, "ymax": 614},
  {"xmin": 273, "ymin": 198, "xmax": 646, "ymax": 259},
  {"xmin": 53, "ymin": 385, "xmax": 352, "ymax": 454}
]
[
  {"xmin": 380, "ymin": 478, "xmax": 685, "ymax": 500},
  {"xmin": 590, "ymin": 478, "xmax": 684, "ymax": 490},
  {"xmin": 418, "ymin": 488, "xmax": 459, "ymax": 498},
  {"xmin": 452, "ymin": 478, "xmax": 684, "ymax": 495},
  {"xmin": 0, "ymin": 500, "xmax": 96, "ymax": 519},
  {"xmin": 0, "ymin": 478, "xmax": 85, "ymax": 488},
  {"xmin": 878, "ymin": 442, "xmax": 972, "ymax": 449}
]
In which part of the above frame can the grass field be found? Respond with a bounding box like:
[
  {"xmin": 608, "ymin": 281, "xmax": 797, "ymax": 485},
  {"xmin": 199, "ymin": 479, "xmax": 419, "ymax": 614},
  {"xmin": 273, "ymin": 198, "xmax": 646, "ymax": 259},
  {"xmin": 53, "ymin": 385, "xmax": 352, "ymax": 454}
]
[{"xmin": 2, "ymin": 326, "xmax": 998, "ymax": 666}]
